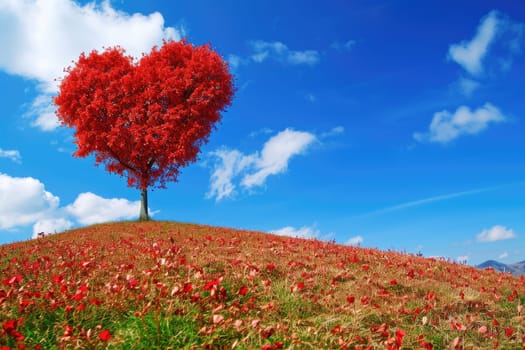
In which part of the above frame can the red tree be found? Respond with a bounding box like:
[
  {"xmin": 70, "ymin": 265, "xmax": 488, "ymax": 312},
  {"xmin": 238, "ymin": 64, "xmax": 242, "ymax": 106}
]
[{"xmin": 54, "ymin": 40, "xmax": 234, "ymax": 220}]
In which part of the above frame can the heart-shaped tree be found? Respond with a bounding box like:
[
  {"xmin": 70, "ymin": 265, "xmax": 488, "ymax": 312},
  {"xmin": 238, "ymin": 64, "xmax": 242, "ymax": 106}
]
[{"xmin": 55, "ymin": 40, "xmax": 234, "ymax": 220}]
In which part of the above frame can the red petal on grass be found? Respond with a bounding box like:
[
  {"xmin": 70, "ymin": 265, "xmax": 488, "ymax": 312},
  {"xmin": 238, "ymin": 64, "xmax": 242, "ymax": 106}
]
[
  {"xmin": 238, "ymin": 285, "xmax": 248, "ymax": 296},
  {"xmin": 505, "ymin": 328, "xmax": 514, "ymax": 337},
  {"xmin": 99, "ymin": 329, "xmax": 112, "ymax": 341}
]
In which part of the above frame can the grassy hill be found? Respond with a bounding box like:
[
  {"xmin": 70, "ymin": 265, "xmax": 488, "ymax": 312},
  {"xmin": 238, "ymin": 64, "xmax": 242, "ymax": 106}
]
[{"xmin": 0, "ymin": 221, "xmax": 524, "ymax": 349}]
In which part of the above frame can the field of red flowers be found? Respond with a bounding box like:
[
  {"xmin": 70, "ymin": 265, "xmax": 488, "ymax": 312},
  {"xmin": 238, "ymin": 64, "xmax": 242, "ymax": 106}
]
[{"xmin": 1, "ymin": 221, "xmax": 524, "ymax": 349}]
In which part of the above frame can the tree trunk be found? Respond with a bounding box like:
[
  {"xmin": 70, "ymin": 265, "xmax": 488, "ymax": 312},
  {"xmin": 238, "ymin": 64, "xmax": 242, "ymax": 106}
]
[{"xmin": 139, "ymin": 188, "xmax": 149, "ymax": 221}]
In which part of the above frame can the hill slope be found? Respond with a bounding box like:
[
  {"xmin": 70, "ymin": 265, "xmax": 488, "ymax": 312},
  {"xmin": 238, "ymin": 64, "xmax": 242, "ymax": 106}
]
[{"xmin": 1, "ymin": 221, "xmax": 524, "ymax": 349}]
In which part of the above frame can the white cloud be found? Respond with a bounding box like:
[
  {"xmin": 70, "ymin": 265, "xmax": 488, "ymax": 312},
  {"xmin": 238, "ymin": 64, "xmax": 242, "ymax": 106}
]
[
  {"xmin": 0, "ymin": 173, "xmax": 153, "ymax": 238},
  {"xmin": 66, "ymin": 192, "xmax": 141, "ymax": 225},
  {"xmin": 448, "ymin": 10, "xmax": 523, "ymax": 77},
  {"xmin": 477, "ymin": 225, "xmax": 517, "ymax": 242},
  {"xmin": 32, "ymin": 218, "xmax": 73, "ymax": 238},
  {"xmin": 0, "ymin": 0, "xmax": 181, "ymax": 130},
  {"xmin": 331, "ymin": 40, "xmax": 356, "ymax": 51},
  {"xmin": 0, "ymin": 173, "xmax": 59, "ymax": 230},
  {"xmin": 448, "ymin": 11, "xmax": 499, "ymax": 76},
  {"xmin": 227, "ymin": 54, "xmax": 246, "ymax": 70},
  {"xmin": 207, "ymin": 128, "xmax": 317, "ymax": 201},
  {"xmin": 413, "ymin": 103, "xmax": 506, "ymax": 144},
  {"xmin": 456, "ymin": 255, "xmax": 469, "ymax": 264},
  {"xmin": 458, "ymin": 76, "xmax": 481, "ymax": 96},
  {"xmin": 206, "ymin": 149, "xmax": 255, "ymax": 201},
  {"xmin": 287, "ymin": 50, "xmax": 320, "ymax": 65},
  {"xmin": 270, "ymin": 226, "xmax": 320, "ymax": 239},
  {"xmin": 498, "ymin": 252, "xmax": 509, "ymax": 259},
  {"xmin": 241, "ymin": 129, "xmax": 317, "ymax": 188},
  {"xmin": 320, "ymin": 126, "xmax": 344, "ymax": 138},
  {"xmin": 249, "ymin": 40, "xmax": 320, "ymax": 65},
  {"xmin": 249, "ymin": 127, "xmax": 274, "ymax": 138},
  {"xmin": 28, "ymin": 94, "xmax": 61, "ymax": 131},
  {"xmin": 0, "ymin": 148, "xmax": 21, "ymax": 163},
  {"xmin": 305, "ymin": 93, "xmax": 317, "ymax": 103},
  {"xmin": 346, "ymin": 235, "xmax": 363, "ymax": 246}
]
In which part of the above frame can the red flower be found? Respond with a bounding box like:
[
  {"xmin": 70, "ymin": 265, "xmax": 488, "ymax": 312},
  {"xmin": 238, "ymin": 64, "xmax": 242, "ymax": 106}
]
[
  {"xmin": 505, "ymin": 328, "xmax": 514, "ymax": 337},
  {"xmin": 99, "ymin": 329, "xmax": 112, "ymax": 341},
  {"xmin": 418, "ymin": 335, "xmax": 433, "ymax": 350},
  {"xmin": 204, "ymin": 279, "xmax": 220, "ymax": 291},
  {"xmin": 3, "ymin": 319, "xmax": 17, "ymax": 333},
  {"xmin": 371, "ymin": 323, "xmax": 388, "ymax": 334},
  {"xmin": 2, "ymin": 319, "xmax": 24, "ymax": 341},
  {"xmin": 183, "ymin": 282, "xmax": 193, "ymax": 293},
  {"xmin": 238, "ymin": 285, "xmax": 248, "ymax": 296},
  {"xmin": 191, "ymin": 292, "xmax": 201, "ymax": 303},
  {"xmin": 126, "ymin": 278, "xmax": 138, "ymax": 289},
  {"xmin": 291, "ymin": 281, "xmax": 305, "ymax": 292},
  {"xmin": 2, "ymin": 275, "xmax": 22, "ymax": 286},
  {"xmin": 395, "ymin": 328, "xmax": 406, "ymax": 346},
  {"xmin": 331, "ymin": 324, "xmax": 342, "ymax": 334},
  {"xmin": 64, "ymin": 325, "xmax": 73, "ymax": 337}
]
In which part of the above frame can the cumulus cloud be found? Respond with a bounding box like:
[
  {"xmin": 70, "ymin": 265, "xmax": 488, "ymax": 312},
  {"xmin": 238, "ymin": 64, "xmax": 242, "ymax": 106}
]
[
  {"xmin": 207, "ymin": 128, "xmax": 317, "ymax": 201},
  {"xmin": 448, "ymin": 11, "xmax": 523, "ymax": 95},
  {"xmin": 0, "ymin": 173, "xmax": 152, "ymax": 238},
  {"xmin": 229, "ymin": 40, "xmax": 319, "ymax": 67},
  {"xmin": 331, "ymin": 40, "xmax": 356, "ymax": 51},
  {"xmin": 413, "ymin": 103, "xmax": 506, "ymax": 144},
  {"xmin": 206, "ymin": 149, "xmax": 256, "ymax": 201},
  {"xmin": 66, "ymin": 192, "xmax": 141, "ymax": 225},
  {"xmin": 457, "ymin": 76, "xmax": 481, "ymax": 96},
  {"xmin": 345, "ymin": 235, "xmax": 363, "ymax": 246},
  {"xmin": 227, "ymin": 54, "xmax": 246, "ymax": 70},
  {"xmin": 0, "ymin": 173, "xmax": 60, "ymax": 230},
  {"xmin": 32, "ymin": 218, "xmax": 73, "ymax": 238},
  {"xmin": 0, "ymin": 148, "xmax": 21, "ymax": 163},
  {"xmin": 241, "ymin": 129, "xmax": 317, "ymax": 188},
  {"xmin": 28, "ymin": 95, "xmax": 61, "ymax": 131},
  {"xmin": 448, "ymin": 11, "xmax": 500, "ymax": 76},
  {"xmin": 270, "ymin": 226, "xmax": 320, "ymax": 239},
  {"xmin": 320, "ymin": 126, "xmax": 344, "ymax": 138},
  {"xmin": 476, "ymin": 225, "xmax": 517, "ymax": 242},
  {"xmin": 0, "ymin": 0, "xmax": 181, "ymax": 130}
]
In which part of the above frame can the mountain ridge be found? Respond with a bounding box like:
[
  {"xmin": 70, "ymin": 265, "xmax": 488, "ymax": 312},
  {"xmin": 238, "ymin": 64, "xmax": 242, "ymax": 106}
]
[{"xmin": 477, "ymin": 259, "xmax": 525, "ymax": 276}]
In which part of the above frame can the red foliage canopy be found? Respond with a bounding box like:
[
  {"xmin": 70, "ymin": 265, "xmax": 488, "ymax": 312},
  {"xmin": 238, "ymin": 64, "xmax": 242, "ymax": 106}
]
[{"xmin": 55, "ymin": 40, "xmax": 234, "ymax": 191}]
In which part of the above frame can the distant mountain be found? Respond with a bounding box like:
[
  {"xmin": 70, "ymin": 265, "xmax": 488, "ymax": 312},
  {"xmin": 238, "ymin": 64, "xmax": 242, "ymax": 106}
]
[{"xmin": 477, "ymin": 260, "xmax": 525, "ymax": 276}]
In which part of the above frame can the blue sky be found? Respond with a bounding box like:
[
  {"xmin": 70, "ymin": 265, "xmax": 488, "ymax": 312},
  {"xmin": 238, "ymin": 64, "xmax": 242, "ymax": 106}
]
[{"xmin": 0, "ymin": 0, "xmax": 524, "ymax": 265}]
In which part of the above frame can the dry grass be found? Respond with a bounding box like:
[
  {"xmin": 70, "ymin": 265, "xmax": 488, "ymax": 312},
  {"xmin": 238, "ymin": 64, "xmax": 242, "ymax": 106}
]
[{"xmin": 0, "ymin": 221, "xmax": 524, "ymax": 349}]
